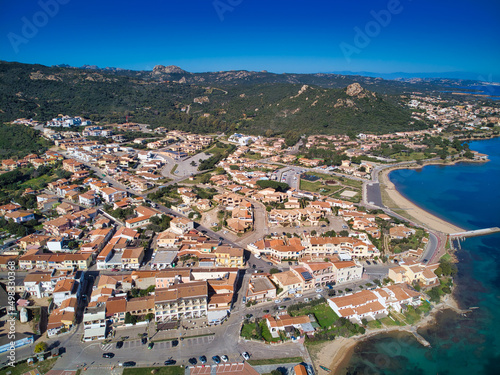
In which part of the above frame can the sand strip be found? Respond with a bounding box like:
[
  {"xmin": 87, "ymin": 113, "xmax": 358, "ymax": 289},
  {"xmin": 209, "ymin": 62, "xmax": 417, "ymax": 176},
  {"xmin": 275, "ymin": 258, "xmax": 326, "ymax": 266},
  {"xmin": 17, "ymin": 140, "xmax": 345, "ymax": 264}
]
[{"xmin": 380, "ymin": 167, "xmax": 464, "ymax": 234}]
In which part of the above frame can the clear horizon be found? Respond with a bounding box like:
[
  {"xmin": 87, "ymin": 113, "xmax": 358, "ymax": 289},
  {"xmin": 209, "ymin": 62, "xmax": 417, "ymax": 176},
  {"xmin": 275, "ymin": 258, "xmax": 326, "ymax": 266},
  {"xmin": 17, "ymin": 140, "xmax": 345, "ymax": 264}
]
[{"xmin": 1, "ymin": 0, "xmax": 499, "ymax": 81}]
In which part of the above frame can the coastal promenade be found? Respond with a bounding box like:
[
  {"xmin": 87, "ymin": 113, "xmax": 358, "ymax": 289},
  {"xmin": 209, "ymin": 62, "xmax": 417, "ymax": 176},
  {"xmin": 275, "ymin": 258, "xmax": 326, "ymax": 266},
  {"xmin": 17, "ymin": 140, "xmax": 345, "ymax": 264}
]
[{"xmin": 361, "ymin": 159, "xmax": 463, "ymax": 264}]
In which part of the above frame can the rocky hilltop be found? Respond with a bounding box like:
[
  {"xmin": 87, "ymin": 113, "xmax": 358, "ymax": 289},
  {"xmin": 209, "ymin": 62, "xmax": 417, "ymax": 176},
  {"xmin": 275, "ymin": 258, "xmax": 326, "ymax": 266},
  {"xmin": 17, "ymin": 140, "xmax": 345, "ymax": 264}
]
[{"xmin": 152, "ymin": 65, "xmax": 188, "ymax": 74}]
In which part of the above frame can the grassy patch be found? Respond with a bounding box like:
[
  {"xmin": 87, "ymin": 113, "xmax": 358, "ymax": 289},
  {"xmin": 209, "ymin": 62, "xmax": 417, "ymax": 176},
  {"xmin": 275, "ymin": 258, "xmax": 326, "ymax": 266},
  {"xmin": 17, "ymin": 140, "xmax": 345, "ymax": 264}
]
[
  {"xmin": 289, "ymin": 303, "xmax": 339, "ymax": 329},
  {"xmin": 393, "ymin": 152, "xmax": 427, "ymax": 162},
  {"xmin": 440, "ymin": 253, "xmax": 451, "ymax": 263},
  {"xmin": 380, "ymin": 314, "xmax": 404, "ymax": 326},
  {"xmin": 171, "ymin": 164, "xmax": 178, "ymax": 174},
  {"xmin": 241, "ymin": 322, "xmax": 257, "ymax": 340},
  {"xmin": 332, "ymin": 187, "xmax": 361, "ymax": 203},
  {"xmin": 123, "ymin": 366, "xmax": 185, "ymax": 375},
  {"xmin": 299, "ymin": 179, "xmax": 342, "ymax": 195},
  {"xmin": 0, "ymin": 357, "xmax": 58, "ymax": 375},
  {"xmin": 20, "ymin": 174, "xmax": 54, "ymax": 190},
  {"xmin": 260, "ymin": 320, "xmax": 279, "ymax": 342},
  {"xmin": 247, "ymin": 357, "xmax": 303, "ymax": 366},
  {"xmin": 180, "ymin": 171, "xmax": 212, "ymax": 185},
  {"xmin": 366, "ymin": 319, "xmax": 383, "ymax": 329}
]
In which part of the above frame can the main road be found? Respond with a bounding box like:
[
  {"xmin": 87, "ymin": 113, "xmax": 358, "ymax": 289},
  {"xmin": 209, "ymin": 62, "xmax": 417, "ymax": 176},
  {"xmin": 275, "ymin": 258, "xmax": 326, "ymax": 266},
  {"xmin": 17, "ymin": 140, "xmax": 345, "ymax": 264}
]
[{"xmin": 361, "ymin": 158, "xmax": 446, "ymax": 264}]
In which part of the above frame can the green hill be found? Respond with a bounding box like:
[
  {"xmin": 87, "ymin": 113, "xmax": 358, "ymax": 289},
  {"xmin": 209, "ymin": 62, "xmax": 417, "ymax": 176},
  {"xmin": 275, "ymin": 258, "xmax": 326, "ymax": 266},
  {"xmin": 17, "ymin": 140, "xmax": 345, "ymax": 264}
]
[{"xmin": 0, "ymin": 61, "xmax": 430, "ymax": 139}]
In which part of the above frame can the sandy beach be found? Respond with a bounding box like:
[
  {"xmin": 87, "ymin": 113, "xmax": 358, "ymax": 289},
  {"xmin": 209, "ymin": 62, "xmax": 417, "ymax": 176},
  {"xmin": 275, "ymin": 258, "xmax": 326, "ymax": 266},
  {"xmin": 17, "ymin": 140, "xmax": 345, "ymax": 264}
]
[{"xmin": 379, "ymin": 167, "xmax": 464, "ymax": 234}]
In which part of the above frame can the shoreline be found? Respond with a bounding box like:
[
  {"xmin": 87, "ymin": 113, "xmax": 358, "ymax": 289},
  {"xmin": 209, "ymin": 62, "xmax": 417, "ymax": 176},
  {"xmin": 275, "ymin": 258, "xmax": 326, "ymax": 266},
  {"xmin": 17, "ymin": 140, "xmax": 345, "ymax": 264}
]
[
  {"xmin": 379, "ymin": 164, "xmax": 465, "ymax": 234},
  {"xmin": 309, "ymin": 293, "xmax": 463, "ymax": 375}
]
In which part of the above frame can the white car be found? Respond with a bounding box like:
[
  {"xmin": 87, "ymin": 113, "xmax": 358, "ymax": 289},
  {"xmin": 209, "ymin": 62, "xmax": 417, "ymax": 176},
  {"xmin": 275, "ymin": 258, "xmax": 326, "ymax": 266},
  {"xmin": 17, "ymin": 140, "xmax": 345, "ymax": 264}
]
[
  {"xmin": 242, "ymin": 352, "xmax": 250, "ymax": 361},
  {"xmin": 274, "ymin": 299, "xmax": 281, "ymax": 304},
  {"xmin": 221, "ymin": 355, "xmax": 228, "ymax": 362},
  {"xmin": 304, "ymin": 297, "xmax": 310, "ymax": 302},
  {"xmin": 315, "ymin": 288, "xmax": 323, "ymax": 293},
  {"xmin": 295, "ymin": 293, "xmax": 303, "ymax": 298}
]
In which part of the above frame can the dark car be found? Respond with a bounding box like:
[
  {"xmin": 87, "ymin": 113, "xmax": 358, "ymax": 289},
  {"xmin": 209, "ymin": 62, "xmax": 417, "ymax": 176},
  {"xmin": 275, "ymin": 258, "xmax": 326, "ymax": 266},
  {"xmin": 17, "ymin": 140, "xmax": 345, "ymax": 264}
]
[
  {"xmin": 141, "ymin": 337, "xmax": 147, "ymax": 345},
  {"xmin": 148, "ymin": 342, "xmax": 154, "ymax": 350},
  {"xmin": 212, "ymin": 355, "xmax": 221, "ymax": 364},
  {"xmin": 199, "ymin": 355, "xmax": 207, "ymax": 364},
  {"xmin": 189, "ymin": 358, "xmax": 198, "ymax": 365},
  {"xmin": 122, "ymin": 361, "xmax": 136, "ymax": 367},
  {"xmin": 116, "ymin": 341, "xmax": 123, "ymax": 349},
  {"xmin": 423, "ymin": 258, "xmax": 429, "ymax": 263},
  {"xmin": 171, "ymin": 339, "xmax": 179, "ymax": 347},
  {"xmin": 164, "ymin": 359, "xmax": 176, "ymax": 365},
  {"xmin": 102, "ymin": 352, "xmax": 114, "ymax": 358}
]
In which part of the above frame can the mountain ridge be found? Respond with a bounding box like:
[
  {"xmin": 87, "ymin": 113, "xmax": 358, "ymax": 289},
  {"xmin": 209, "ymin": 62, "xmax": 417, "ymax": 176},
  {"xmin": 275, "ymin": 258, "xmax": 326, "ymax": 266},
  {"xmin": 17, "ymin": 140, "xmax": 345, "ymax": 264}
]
[{"xmin": 0, "ymin": 60, "xmax": 490, "ymax": 142}]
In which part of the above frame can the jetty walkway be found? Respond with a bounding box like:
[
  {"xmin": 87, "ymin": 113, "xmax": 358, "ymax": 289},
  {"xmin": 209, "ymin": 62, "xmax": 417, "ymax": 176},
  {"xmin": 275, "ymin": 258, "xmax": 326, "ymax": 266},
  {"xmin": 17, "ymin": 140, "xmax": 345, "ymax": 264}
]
[{"xmin": 449, "ymin": 227, "xmax": 500, "ymax": 238}]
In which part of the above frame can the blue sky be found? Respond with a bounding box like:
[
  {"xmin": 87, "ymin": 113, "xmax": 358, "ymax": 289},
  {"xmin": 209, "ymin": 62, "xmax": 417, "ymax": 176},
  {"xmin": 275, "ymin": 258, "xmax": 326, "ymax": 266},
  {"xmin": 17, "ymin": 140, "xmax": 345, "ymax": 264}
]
[{"xmin": 1, "ymin": 0, "xmax": 499, "ymax": 78}]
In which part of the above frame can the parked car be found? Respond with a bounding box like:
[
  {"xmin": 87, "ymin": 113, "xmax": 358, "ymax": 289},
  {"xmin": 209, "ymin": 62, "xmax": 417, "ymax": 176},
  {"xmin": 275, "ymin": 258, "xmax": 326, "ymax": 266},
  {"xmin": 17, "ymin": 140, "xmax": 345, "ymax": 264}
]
[
  {"xmin": 326, "ymin": 284, "xmax": 333, "ymax": 290},
  {"xmin": 274, "ymin": 299, "xmax": 281, "ymax": 304},
  {"xmin": 283, "ymin": 297, "xmax": 291, "ymax": 301},
  {"xmin": 116, "ymin": 341, "xmax": 123, "ymax": 349},
  {"xmin": 102, "ymin": 353, "xmax": 114, "ymax": 358},
  {"xmin": 365, "ymin": 260, "xmax": 371, "ymax": 265},
  {"xmin": 199, "ymin": 356, "xmax": 207, "ymax": 364},
  {"xmin": 121, "ymin": 361, "xmax": 136, "ymax": 367},
  {"xmin": 164, "ymin": 359, "xmax": 176, "ymax": 365},
  {"xmin": 141, "ymin": 337, "xmax": 147, "ymax": 345},
  {"xmin": 295, "ymin": 293, "xmax": 303, "ymax": 297},
  {"xmin": 242, "ymin": 352, "xmax": 250, "ymax": 360},
  {"xmin": 189, "ymin": 358, "xmax": 198, "ymax": 365},
  {"xmin": 212, "ymin": 356, "xmax": 221, "ymax": 364},
  {"xmin": 304, "ymin": 298, "xmax": 310, "ymax": 302},
  {"xmin": 148, "ymin": 342, "xmax": 154, "ymax": 350},
  {"xmin": 315, "ymin": 288, "xmax": 323, "ymax": 293},
  {"xmin": 221, "ymin": 355, "xmax": 228, "ymax": 362}
]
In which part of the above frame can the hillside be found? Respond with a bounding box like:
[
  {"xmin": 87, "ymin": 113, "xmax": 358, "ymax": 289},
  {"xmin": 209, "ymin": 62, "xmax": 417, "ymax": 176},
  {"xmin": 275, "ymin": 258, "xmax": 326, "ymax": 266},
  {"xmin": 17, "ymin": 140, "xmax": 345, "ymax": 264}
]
[
  {"xmin": 0, "ymin": 123, "xmax": 51, "ymax": 159},
  {"xmin": 0, "ymin": 61, "xmax": 451, "ymax": 138}
]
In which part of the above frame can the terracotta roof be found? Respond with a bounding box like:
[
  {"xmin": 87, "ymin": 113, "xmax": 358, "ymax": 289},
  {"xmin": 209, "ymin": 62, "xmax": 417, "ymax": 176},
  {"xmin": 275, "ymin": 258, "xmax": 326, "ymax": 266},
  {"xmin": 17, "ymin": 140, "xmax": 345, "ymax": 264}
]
[{"xmin": 127, "ymin": 295, "xmax": 155, "ymax": 312}]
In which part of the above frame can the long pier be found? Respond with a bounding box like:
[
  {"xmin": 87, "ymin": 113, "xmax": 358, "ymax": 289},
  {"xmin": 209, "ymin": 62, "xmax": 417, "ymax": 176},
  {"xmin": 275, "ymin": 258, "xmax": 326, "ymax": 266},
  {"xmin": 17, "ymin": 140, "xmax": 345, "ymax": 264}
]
[{"xmin": 449, "ymin": 227, "xmax": 500, "ymax": 238}]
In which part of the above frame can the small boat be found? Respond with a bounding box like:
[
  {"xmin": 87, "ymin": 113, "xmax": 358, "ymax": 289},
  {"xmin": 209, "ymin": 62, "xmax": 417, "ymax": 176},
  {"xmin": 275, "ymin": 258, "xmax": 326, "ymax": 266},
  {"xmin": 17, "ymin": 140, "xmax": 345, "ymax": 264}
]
[{"xmin": 319, "ymin": 366, "xmax": 331, "ymax": 372}]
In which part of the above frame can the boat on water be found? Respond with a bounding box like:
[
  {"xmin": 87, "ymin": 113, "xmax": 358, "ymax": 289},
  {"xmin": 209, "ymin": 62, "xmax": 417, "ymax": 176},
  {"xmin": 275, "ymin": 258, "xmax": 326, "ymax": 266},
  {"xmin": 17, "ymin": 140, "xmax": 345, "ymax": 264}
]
[{"xmin": 319, "ymin": 366, "xmax": 331, "ymax": 372}]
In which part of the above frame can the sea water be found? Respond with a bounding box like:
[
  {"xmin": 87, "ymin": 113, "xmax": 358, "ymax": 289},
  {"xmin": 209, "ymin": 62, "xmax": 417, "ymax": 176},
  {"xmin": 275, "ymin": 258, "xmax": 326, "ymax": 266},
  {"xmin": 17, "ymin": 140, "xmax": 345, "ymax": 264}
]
[{"xmin": 341, "ymin": 137, "xmax": 500, "ymax": 374}]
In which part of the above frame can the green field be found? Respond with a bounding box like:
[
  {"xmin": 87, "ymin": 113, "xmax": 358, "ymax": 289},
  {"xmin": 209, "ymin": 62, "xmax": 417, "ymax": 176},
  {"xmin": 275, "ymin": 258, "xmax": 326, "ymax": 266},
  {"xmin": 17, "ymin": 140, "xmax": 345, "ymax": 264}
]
[
  {"xmin": 248, "ymin": 357, "xmax": 303, "ymax": 366},
  {"xmin": 289, "ymin": 303, "xmax": 339, "ymax": 328},
  {"xmin": 0, "ymin": 358, "xmax": 58, "ymax": 375},
  {"xmin": 332, "ymin": 187, "xmax": 361, "ymax": 203},
  {"xmin": 393, "ymin": 152, "xmax": 427, "ymax": 161},
  {"xmin": 304, "ymin": 172, "xmax": 363, "ymax": 189},
  {"xmin": 180, "ymin": 172, "xmax": 212, "ymax": 185},
  {"xmin": 299, "ymin": 179, "xmax": 342, "ymax": 195},
  {"xmin": 241, "ymin": 322, "xmax": 257, "ymax": 339}
]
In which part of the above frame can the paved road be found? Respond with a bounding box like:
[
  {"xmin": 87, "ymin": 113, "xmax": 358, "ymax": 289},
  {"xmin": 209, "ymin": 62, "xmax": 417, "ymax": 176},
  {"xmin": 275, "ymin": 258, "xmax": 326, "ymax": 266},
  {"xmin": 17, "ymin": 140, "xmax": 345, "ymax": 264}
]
[{"xmin": 362, "ymin": 158, "xmax": 446, "ymax": 265}]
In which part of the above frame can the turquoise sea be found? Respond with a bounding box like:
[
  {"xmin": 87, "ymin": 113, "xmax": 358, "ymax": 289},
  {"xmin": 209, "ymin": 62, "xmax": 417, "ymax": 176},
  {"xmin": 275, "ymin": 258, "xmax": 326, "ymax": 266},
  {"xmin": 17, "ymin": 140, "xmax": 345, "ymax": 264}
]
[{"xmin": 342, "ymin": 137, "xmax": 500, "ymax": 374}]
